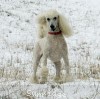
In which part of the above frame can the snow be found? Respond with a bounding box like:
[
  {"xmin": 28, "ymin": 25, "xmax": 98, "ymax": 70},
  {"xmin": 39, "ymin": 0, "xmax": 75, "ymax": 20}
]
[{"xmin": 0, "ymin": 0, "xmax": 100, "ymax": 99}]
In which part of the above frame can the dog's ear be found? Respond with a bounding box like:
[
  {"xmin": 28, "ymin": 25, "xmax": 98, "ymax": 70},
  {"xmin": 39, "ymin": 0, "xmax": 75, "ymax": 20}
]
[
  {"xmin": 37, "ymin": 14, "xmax": 47, "ymax": 38},
  {"xmin": 58, "ymin": 14, "xmax": 73, "ymax": 37},
  {"xmin": 37, "ymin": 14, "xmax": 46, "ymax": 25}
]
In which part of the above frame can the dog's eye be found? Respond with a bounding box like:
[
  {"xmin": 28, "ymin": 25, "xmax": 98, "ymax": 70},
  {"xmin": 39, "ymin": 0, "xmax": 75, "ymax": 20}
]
[
  {"xmin": 53, "ymin": 17, "xmax": 57, "ymax": 20},
  {"xmin": 47, "ymin": 18, "xmax": 50, "ymax": 21}
]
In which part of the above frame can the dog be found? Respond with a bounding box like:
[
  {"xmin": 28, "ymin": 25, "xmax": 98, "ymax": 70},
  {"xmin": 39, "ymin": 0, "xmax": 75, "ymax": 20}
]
[{"xmin": 31, "ymin": 10, "xmax": 73, "ymax": 84}]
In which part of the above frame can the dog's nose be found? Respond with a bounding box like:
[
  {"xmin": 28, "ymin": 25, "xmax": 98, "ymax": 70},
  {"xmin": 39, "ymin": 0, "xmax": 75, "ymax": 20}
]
[{"xmin": 50, "ymin": 25, "xmax": 54, "ymax": 30}]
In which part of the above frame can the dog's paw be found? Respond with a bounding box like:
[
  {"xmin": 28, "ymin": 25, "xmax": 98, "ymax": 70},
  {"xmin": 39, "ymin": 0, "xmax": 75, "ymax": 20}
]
[
  {"xmin": 39, "ymin": 77, "xmax": 47, "ymax": 84},
  {"xmin": 39, "ymin": 80, "xmax": 46, "ymax": 84},
  {"xmin": 65, "ymin": 74, "xmax": 74, "ymax": 82},
  {"xmin": 30, "ymin": 76, "xmax": 39, "ymax": 84},
  {"xmin": 39, "ymin": 66, "xmax": 48, "ymax": 84},
  {"xmin": 41, "ymin": 66, "xmax": 48, "ymax": 76},
  {"xmin": 54, "ymin": 76, "xmax": 63, "ymax": 84},
  {"xmin": 54, "ymin": 76, "xmax": 60, "ymax": 81}
]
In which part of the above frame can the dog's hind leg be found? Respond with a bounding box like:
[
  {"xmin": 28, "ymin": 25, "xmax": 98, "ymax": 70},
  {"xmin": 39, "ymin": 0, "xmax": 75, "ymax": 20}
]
[
  {"xmin": 63, "ymin": 53, "xmax": 73, "ymax": 82},
  {"xmin": 63, "ymin": 54, "xmax": 70, "ymax": 74},
  {"xmin": 31, "ymin": 42, "xmax": 42, "ymax": 83}
]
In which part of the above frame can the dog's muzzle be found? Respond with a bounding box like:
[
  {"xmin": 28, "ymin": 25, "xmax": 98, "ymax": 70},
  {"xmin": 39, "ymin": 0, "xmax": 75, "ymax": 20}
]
[{"xmin": 50, "ymin": 25, "xmax": 55, "ymax": 31}]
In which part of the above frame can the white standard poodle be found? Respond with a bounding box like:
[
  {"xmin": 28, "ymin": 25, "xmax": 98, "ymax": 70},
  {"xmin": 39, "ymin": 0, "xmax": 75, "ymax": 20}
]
[{"xmin": 31, "ymin": 9, "xmax": 73, "ymax": 84}]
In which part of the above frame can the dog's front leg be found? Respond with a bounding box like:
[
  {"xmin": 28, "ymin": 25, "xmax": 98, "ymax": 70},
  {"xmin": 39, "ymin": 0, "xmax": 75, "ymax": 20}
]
[
  {"xmin": 31, "ymin": 57, "xmax": 40, "ymax": 83},
  {"xmin": 54, "ymin": 61, "xmax": 63, "ymax": 83},
  {"xmin": 40, "ymin": 54, "xmax": 48, "ymax": 84},
  {"xmin": 30, "ymin": 42, "xmax": 42, "ymax": 83},
  {"xmin": 32, "ymin": 61, "xmax": 39, "ymax": 83}
]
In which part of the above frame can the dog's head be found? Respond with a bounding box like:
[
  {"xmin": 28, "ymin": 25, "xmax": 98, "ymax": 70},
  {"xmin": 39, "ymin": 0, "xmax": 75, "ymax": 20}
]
[
  {"xmin": 37, "ymin": 10, "xmax": 73, "ymax": 38},
  {"xmin": 45, "ymin": 10, "xmax": 59, "ymax": 31},
  {"xmin": 37, "ymin": 10, "xmax": 59, "ymax": 32}
]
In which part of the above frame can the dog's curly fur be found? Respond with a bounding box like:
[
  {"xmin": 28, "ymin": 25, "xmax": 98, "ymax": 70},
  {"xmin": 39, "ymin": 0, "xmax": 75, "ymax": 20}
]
[
  {"xmin": 37, "ymin": 10, "xmax": 72, "ymax": 38},
  {"xmin": 31, "ymin": 10, "xmax": 73, "ymax": 84}
]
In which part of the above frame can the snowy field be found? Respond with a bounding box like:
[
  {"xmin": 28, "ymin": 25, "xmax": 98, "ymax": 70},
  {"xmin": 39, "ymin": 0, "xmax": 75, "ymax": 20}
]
[{"xmin": 0, "ymin": 0, "xmax": 100, "ymax": 99}]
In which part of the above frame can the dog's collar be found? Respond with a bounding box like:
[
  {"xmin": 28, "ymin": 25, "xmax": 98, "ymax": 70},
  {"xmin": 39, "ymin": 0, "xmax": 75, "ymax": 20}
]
[{"xmin": 48, "ymin": 31, "xmax": 62, "ymax": 35}]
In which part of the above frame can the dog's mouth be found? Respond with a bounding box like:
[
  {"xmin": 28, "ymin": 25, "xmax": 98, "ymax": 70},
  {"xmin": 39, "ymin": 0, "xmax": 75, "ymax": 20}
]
[
  {"xmin": 50, "ymin": 25, "xmax": 56, "ymax": 31},
  {"xmin": 51, "ymin": 28, "xmax": 56, "ymax": 31}
]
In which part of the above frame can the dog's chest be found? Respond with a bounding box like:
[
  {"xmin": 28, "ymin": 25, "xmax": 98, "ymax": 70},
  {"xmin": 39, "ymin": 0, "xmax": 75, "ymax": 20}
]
[
  {"xmin": 47, "ymin": 35, "xmax": 66, "ymax": 61},
  {"xmin": 49, "ymin": 37, "xmax": 62, "ymax": 50}
]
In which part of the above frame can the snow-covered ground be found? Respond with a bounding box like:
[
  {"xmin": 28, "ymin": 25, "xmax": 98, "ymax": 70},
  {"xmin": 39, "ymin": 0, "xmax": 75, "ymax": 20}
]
[{"xmin": 0, "ymin": 0, "xmax": 100, "ymax": 99}]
